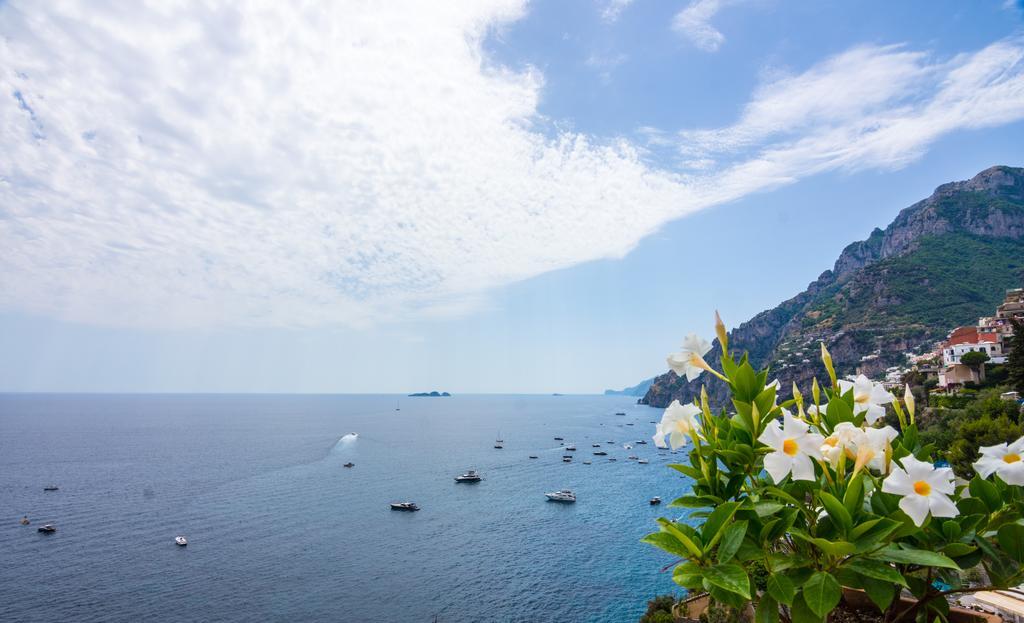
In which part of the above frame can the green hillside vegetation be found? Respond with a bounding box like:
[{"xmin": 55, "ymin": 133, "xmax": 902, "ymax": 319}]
[
  {"xmin": 805, "ymin": 233, "xmax": 1024, "ymax": 334},
  {"xmin": 918, "ymin": 386, "xmax": 1024, "ymax": 477}
]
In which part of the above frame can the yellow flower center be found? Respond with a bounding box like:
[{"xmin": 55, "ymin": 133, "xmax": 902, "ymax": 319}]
[
  {"xmin": 783, "ymin": 439, "xmax": 799, "ymax": 456},
  {"xmin": 823, "ymin": 437, "xmax": 838, "ymax": 447},
  {"xmin": 913, "ymin": 481, "xmax": 931, "ymax": 496},
  {"xmin": 1003, "ymin": 453, "xmax": 1021, "ymax": 464},
  {"xmin": 674, "ymin": 420, "xmax": 692, "ymax": 435},
  {"xmin": 855, "ymin": 394, "xmax": 869, "ymax": 404}
]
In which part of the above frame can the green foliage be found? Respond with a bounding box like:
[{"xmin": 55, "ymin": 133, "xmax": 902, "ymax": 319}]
[
  {"xmin": 960, "ymin": 351, "xmax": 990, "ymax": 368},
  {"xmin": 1010, "ymin": 319, "xmax": 1024, "ymax": 393},
  {"xmin": 644, "ymin": 320, "xmax": 1024, "ymax": 622},
  {"xmin": 699, "ymin": 601, "xmax": 750, "ymax": 623},
  {"xmin": 638, "ymin": 595, "xmax": 677, "ymax": 623}
]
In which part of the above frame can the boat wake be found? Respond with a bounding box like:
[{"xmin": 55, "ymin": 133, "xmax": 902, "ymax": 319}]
[{"xmin": 337, "ymin": 432, "xmax": 359, "ymax": 444}]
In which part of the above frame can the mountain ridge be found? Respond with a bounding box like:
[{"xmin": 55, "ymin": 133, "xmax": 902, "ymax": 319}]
[{"xmin": 642, "ymin": 166, "xmax": 1024, "ymax": 409}]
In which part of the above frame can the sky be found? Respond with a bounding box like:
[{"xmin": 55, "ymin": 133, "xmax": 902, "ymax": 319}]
[{"xmin": 1, "ymin": 0, "xmax": 1024, "ymax": 393}]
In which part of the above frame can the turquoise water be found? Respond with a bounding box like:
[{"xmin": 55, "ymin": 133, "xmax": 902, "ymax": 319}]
[{"xmin": 0, "ymin": 394, "xmax": 690, "ymax": 622}]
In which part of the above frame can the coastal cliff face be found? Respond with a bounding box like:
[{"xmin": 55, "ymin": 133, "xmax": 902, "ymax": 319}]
[{"xmin": 643, "ymin": 166, "xmax": 1024, "ymax": 409}]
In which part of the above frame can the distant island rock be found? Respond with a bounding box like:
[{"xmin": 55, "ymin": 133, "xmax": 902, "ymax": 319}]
[
  {"xmin": 407, "ymin": 391, "xmax": 451, "ymax": 397},
  {"xmin": 604, "ymin": 377, "xmax": 655, "ymax": 397}
]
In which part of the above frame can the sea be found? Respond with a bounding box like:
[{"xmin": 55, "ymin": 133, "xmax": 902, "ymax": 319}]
[{"xmin": 0, "ymin": 394, "xmax": 693, "ymax": 622}]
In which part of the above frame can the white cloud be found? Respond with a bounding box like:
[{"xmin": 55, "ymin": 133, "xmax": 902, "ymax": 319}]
[
  {"xmin": 672, "ymin": 0, "xmax": 736, "ymax": 52},
  {"xmin": 600, "ymin": 0, "xmax": 635, "ymax": 23},
  {"xmin": 2, "ymin": 2, "xmax": 1024, "ymax": 331}
]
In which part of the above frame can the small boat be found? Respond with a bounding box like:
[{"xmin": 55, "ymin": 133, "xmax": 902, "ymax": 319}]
[
  {"xmin": 43, "ymin": 485, "xmax": 59, "ymax": 492},
  {"xmin": 650, "ymin": 496, "xmax": 662, "ymax": 505},
  {"xmin": 623, "ymin": 444, "xmax": 633, "ymax": 450},
  {"xmin": 562, "ymin": 457, "xmax": 572, "ymax": 463},
  {"xmin": 494, "ymin": 443, "xmax": 503, "ymax": 449},
  {"xmin": 626, "ymin": 423, "xmax": 634, "ymax": 426},
  {"xmin": 582, "ymin": 460, "xmax": 591, "ymax": 465},
  {"xmin": 638, "ymin": 459, "xmax": 649, "ymax": 464},
  {"xmin": 593, "ymin": 451, "xmax": 607, "ymax": 456},
  {"xmin": 390, "ymin": 502, "xmax": 420, "ymax": 511},
  {"xmin": 628, "ymin": 455, "xmax": 639, "ymax": 460},
  {"xmin": 343, "ymin": 462, "xmax": 355, "ymax": 468},
  {"xmin": 545, "ymin": 489, "xmax": 576, "ymax": 503},
  {"xmin": 615, "ymin": 412, "xmax": 626, "ymax": 416},
  {"xmin": 529, "ymin": 455, "xmax": 538, "ymax": 459},
  {"xmin": 636, "ymin": 440, "xmax": 647, "ymax": 445},
  {"xmin": 37, "ymin": 524, "xmax": 56, "ymax": 533},
  {"xmin": 606, "ymin": 440, "xmax": 614, "ymax": 444},
  {"xmin": 348, "ymin": 432, "xmax": 359, "ymax": 438},
  {"xmin": 455, "ymin": 470, "xmax": 482, "ymax": 483},
  {"xmin": 592, "ymin": 443, "xmax": 601, "ymax": 448},
  {"xmin": 553, "ymin": 437, "xmax": 564, "ymax": 441},
  {"xmin": 565, "ymin": 445, "xmax": 576, "ymax": 451},
  {"xmin": 608, "ymin": 458, "xmax": 617, "ymax": 462},
  {"xmin": 20, "ymin": 516, "xmax": 30, "ymax": 525},
  {"xmin": 175, "ymin": 536, "xmax": 188, "ymax": 546}
]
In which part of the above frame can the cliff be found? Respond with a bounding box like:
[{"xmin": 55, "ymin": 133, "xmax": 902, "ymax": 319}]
[{"xmin": 643, "ymin": 166, "xmax": 1024, "ymax": 408}]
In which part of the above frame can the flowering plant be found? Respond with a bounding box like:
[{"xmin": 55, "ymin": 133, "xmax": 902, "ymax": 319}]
[{"xmin": 644, "ymin": 314, "xmax": 1024, "ymax": 622}]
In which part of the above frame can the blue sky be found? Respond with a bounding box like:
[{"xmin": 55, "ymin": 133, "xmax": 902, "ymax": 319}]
[{"xmin": 1, "ymin": 0, "xmax": 1023, "ymax": 393}]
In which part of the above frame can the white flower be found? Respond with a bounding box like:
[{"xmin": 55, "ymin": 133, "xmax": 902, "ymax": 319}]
[
  {"xmin": 758, "ymin": 412, "xmax": 825, "ymax": 483},
  {"xmin": 882, "ymin": 456, "xmax": 958, "ymax": 526},
  {"xmin": 903, "ymin": 384, "xmax": 915, "ymax": 420},
  {"xmin": 974, "ymin": 437, "xmax": 1024, "ymax": 485},
  {"xmin": 838, "ymin": 374, "xmax": 894, "ymax": 424},
  {"xmin": 666, "ymin": 333, "xmax": 713, "ymax": 382},
  {"xmin": 857, "ymin": 425, "xmax": 899, "ymax": 475},
  {"xmin": 820, "ymin": 422, "xmax": 862, "ymax": 467},
  {"xmin": 653, "ymin": 400, "xmax": 702, "ymax": 450}
]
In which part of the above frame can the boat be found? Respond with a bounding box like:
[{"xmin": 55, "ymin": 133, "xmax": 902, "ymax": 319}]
[
  {"xmin": 553, "ymin": 437, "xmax": 563, "ymax": 441},
  {"xmin": 593, "ymin": 451, "xmax": 607, "ymax": 456},
  {"xmin": 390, "ymin": 502, "xmax": 420, "ymax": 511},
  {"xmin": 545, "ymin": 489, "xmax": 576, "ymax": 503},
  {"xmin": 626, "ymin": 423, "xmax": 634, "ymax": 426},
  {"xmin": 638, "ymin": 459, "xmax": 649, "ymax": 464},
  {"xmin": 529, "ymin": 455, "xmax": 538, "ymax": 459},
  {"xmin": 636, "ymin": 440, "xmax": 647, "ymax": 445},
  {"xmin": 623, "ymin": 444, "xmax": 633, "ymax": 450},
  {"xmin": 562, "ymin": 457, "xmax": 571, "ymax": 462},
  {"xmin": 37, "ymin": 524, "xmax": 56, "ymax": 533},
  {"xmin": 627, "ymin": 455, "xmax": 639, "ymax": 460},
  {"xmin": 343, "ymin": 462, "xmax": 355, "ymax": 468},
  {"xmin": 494, "ymin": 443, "xmax": 503, "ymax": 449},
  {"xmin": 348, "ymin": 432, "xmax": 359, "ymax": 438},
  {"xmin": 455, "ymin": 470, "xmax": 482, "ymax": 483},
  {"xmin": 175, "ymin": 536, "xmax": 188, "ymax": 546},
  {"xmin": 650, "ymin": 496, "xmax": 662, "ymax": 505},
  {"xmin": 606, "ymin": 440, "xmax": 614, "ymax": 444},
  {"xmin": 20, "ymin": 516, "xmax": 30, "ymax": 525},
  {"xmin": 615, "ymin": 412, "xmax": 626, "ymax": 416},
  {"xmin": 43, "ymin": 485, "xmax": 58, "ymax": 491},
  {"xmin": 608, "ymin": 457, "xmax": 617, "ymax": 462},
  {"xmin": 582, "ymin": 460, "xmax": 591, "ymax": 465},
  {"xmin": 565, "ymin": 444, "xmax": 576, "ymax": 451},
  {"xmin": 592, "ymin": 443, "xmax": 601, "ymax": 448}
]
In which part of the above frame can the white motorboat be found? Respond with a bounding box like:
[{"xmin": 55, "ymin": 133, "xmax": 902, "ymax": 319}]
[
  {"xmin": 390, "ymin": 502, "xmax": 420, "ymax": 511},
  {"xmin": 638, "ymin": 459, "xmax": 649, "ymax": 464},
  {"xmin": 545, "ymin": 489, "xmax": 576, "ymax": 503},
  {"xmin": 582, "ymin": 460, "xmax": 591, "ymax": 465},
  {"xmin": 635, "ymin": 440, "xmax": 647, "ymax": 445},
  {"xmin": 650, "ymin": 496, "xmax": 662, "ymax": 505},
  {"xmin": 623, "ymin": 444, "xmax": 633, "ymax": 450},
  {"xmin": 592, "ymin": 443, "xmax": 601, "ymax": 448},
  {"xmin": 627, "ymin": 455, "xmax": 639, "ymax": 460},
  {"xmin": 565, "ymin": 444, "xmax": 576, "ymax": 451},
  {"xmin": 593, "ymin": 450, "xmax": 608, "ymax": 456},
  {"xmin": 562, "ymin": 457, "xmax": 572, "ymax": 462},
  {"xmin": 455, "ymin": 470, "xmax": 482, "ymax": 483},
  {"xmin": 175, "ymin": 536, "xmax": 188, "ymax": 546}
]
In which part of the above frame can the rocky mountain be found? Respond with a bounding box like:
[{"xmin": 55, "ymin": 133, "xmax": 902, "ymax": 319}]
[
  {"xmin": 604, "ymin": 377, "xmax": 655, "ymax": 397},
  {"xmin": 642, "ymin": 166, "xmax": 1024, "ymax": 409}
]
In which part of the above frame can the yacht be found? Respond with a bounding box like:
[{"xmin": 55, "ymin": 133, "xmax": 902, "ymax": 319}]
[
  {"xmin": 43, "ymin": 485, "xmax": 58, "ymax": 492},
  {"xmin": 562, "ymin": 457, "xmax": 572, "ymax": 463},
  {"xmin": 565, "ymin": 444, "xmax": 576, "ymax": 451},
  {"xmin": 455, "ymin": 470, "xmax": 482, "ymax": 483},
  {"xmin": 37, "ymin": 524, "xmax": 56, "ymax": 533},
  {"xmin": 175, "ymin": 536, "xmax": 188, "ymax": 546},
  {"xmin": 636, "ymin": 440, "xmax": 648, "ymax": 445},
  {"xmin": 592, "ymin": 443, "xmax": 601, "ymax": 448},
  {"xmin": 545, "ymin": 489, "xmax": 576, "ymax": 503},
  {"xmin": 593, "ymin": 450, "xmax": 608, "ymax": 456},
  {"xmin": 390, "ymin": 502, "xmax": 420, "ymax": 511},
  {"xmin": 638, "ymin": 459, "xmax": 649, "ymax": 464},
  {"xmin": 650, "ymin": 496, "xmax": 662, "ymax": 505}
]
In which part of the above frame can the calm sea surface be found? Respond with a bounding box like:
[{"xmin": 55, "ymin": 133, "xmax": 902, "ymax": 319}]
[{"xmin": 0, "ymin": 394, "xmax": 692, "ymax": 622}]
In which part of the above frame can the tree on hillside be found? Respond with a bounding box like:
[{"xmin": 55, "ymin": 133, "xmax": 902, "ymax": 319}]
[
  {"xmin": 960, "ymin": 350, "xmax": 990, "ymax": 383},
  {"xmin": 1010, "ymin": 318, "xmax": 1024, "ymax": 393}
]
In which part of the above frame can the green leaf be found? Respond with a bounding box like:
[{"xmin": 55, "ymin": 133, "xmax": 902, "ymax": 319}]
[
  {"xmin": 641, "ymin": 532, "xmax": 694, "ymax": 559},
  {"xmin": 755, "ymin": 594, "xmax": 780, "ymax": 623},
  {"xmin": 703, "ymin": 563, "xmax": 751, "ymax": 600},
  {"xmin": 862, "ymin": 576, "xmax": 896, "ymax": 612},
  {"xmin": 843, "ymin": 474, "xmax": 864, "ymax": 517},
  {"xmin": 819, "ymin": 492, "xmax": 853, "ymax": 534},
  {"xmin": 701, "ymin": 501, "xmax": 741, "ymax": 550},
  {"xmin": 790, "ymin": 530, "xmax": 856, "ymax": 556},
  {"xmin": 657, "ymin": 519, "xmax": 703, "ymax": 560},
  {"xmin": 940, "ymin": 543, "xmax": 977, "ymax": 558},
  {"xmin": 803, "ymin": 572, "xmax": 842, "ymax": 618},
  {"xmin": 842, "ymin": 558, "xmax": 907, "ymax": 587},
  {"xmin": 997, "ymin": 523, "xmax": 1024, "ymax": 562},
  {"xmin": 869, "ymin": 545, "xmax": 960, "ymax": 569},
  {"xmin": 754, "ymin": 501, "xmax": 785, "ymax": 517},
  {"xmin": 717, "ymin": 520, "xmax": 747, "ymax": 563},
  {"xmin": 790, "ymin": 592, "xmax": 825, "ymax": 623},
  {"xmin": 766, "ymin": 574, "xmax": 795, "ymax": 606},
  {"xmin": 970, "ymin": 476, "xmax": 1001, "ymax": 513}
]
